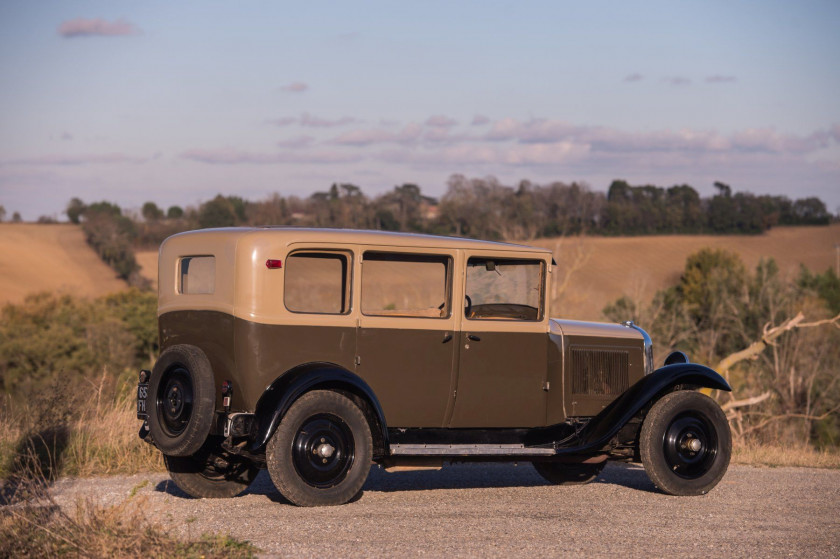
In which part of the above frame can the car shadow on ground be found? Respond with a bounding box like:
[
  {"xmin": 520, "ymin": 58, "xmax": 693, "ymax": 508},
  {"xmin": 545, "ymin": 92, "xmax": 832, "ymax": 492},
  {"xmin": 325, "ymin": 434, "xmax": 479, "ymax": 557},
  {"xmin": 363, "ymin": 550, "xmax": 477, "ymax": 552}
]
[{"xmin": 153, "ymin": 462, "xmax": 658, "ymax": 501}]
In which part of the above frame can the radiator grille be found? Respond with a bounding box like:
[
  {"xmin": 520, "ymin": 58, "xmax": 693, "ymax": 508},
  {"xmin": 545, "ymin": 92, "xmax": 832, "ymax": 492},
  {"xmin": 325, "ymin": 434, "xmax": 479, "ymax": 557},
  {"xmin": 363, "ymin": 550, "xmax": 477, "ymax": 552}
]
[{"xmin": 571, "ymin": 348, "xmax": 629, "ymax": 395}]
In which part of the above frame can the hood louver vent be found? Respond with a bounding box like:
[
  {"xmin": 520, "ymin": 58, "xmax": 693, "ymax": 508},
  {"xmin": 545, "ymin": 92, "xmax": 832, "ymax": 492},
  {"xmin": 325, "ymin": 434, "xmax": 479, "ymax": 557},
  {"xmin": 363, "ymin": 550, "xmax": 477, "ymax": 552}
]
[{"xmin": 571, "ymin": 348, "xmax": 629, "ymax": 396}]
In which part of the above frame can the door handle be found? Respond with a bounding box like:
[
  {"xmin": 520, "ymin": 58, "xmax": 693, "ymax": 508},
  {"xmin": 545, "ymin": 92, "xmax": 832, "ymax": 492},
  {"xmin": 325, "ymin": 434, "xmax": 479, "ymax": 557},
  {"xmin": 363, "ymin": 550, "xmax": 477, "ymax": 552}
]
[
  {"xmin": 442, "ymin": 333, "xmax": 453, "ymax": 343},
  {"xmin": 467, "ymin": 334, "xmax": 481, "ymax": 342}
]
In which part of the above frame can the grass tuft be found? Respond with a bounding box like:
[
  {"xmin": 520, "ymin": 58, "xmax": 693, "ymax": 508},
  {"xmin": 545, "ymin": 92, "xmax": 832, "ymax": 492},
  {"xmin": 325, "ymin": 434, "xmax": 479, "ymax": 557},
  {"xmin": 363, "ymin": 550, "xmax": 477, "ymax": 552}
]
[{"xmin": 732, "ymin": 441, "xmax": 840, "ymax": 469}]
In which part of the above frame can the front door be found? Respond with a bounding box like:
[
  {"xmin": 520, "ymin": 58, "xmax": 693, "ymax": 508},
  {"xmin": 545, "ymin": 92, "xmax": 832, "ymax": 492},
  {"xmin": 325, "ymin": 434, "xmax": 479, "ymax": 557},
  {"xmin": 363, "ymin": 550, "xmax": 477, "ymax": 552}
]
[
  {"xmin": 449, "ymin": 253, "xmax": 549, "ymax": 428},
  {"xmin": 356, "ymin": 250, "xmax": 458, "ymax": 428}
]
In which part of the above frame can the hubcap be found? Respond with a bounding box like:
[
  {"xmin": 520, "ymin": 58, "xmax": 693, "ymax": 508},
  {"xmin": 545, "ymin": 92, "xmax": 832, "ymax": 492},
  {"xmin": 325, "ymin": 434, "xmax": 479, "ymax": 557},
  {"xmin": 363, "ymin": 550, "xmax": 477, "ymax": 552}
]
[
  {"xmin": 662, "ymin": 412, "xmax": 718, "ymax": 479},
  {"xmin": 156, "ymin": 366, "xmax": 194, "ymax": 437},
  {"xmin": 292, "ymin": 414, "xmax": 355, "ymax": 488}
]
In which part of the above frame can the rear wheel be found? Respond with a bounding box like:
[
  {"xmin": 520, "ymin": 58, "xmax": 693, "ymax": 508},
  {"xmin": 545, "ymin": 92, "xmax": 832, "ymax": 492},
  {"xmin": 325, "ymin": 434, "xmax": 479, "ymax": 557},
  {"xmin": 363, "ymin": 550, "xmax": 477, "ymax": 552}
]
[
  {"xmin": 533, "ymin": 461, "xmax": 605, "ymax": 485},
  {"xmin": 148, "ymin": 345, "xmax": 216, "ymax": 457},
  {"xmin": 640, "ymin": 391, "xmax": 731, "ymax": 496},
  {"xmin": 266, "ymin": 390, "xmax": 372, "ymax": 507},
  {"xmin": 164, "ymin": 439, "xmax": 259, "ymax": 499}
]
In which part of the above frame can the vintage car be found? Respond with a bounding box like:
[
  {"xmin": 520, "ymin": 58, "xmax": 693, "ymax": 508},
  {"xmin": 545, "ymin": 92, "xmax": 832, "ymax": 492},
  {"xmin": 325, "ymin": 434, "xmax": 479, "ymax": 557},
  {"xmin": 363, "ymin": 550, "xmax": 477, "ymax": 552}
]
[{"xmin": 137, "ymin": 228, "xmax": 731, "ymax": 506}]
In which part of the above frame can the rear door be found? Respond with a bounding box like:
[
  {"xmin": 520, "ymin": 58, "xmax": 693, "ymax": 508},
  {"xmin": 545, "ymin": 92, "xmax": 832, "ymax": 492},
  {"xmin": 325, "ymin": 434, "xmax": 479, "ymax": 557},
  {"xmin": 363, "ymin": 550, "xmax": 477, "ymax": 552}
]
[
  {"xmin": 449, "ymin": 252, "xmax": 549, "ymax": 428},
  {"xmin": 355, "ymin": 249, "xmax": 459, "ymax": 427}
]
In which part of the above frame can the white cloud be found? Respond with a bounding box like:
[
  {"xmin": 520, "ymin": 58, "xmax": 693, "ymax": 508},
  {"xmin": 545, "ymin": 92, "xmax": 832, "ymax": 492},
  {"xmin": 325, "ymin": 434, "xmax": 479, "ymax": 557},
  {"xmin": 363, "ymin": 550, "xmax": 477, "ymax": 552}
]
[
  {"xmin": 9, "ymin": 153, "xmax": 148, "ymax": 165},
  {"xmin": 705, "ymin": 75, "xmax": 737, "ymax": 84},
  {"xmin": 281, "ymin": 82, "xmax": 309, "ymax": 93},
  {"xmin": 267, "ymin": 113, "xmax": 356, "ymax": 127},
  {"xmin": 180, "ymin": 148, "xmax": 361, "ymax": 164},
  {"xmin": 58, "ymin": 18, "xmax": 140, "ymax": 38},
  {"xmin": 664, "ymin": 76, "xmax": 692, "ymax": 86},
  {"xmin": 425, "ymin": 115, "xmax": 458, "ymax": 128}
]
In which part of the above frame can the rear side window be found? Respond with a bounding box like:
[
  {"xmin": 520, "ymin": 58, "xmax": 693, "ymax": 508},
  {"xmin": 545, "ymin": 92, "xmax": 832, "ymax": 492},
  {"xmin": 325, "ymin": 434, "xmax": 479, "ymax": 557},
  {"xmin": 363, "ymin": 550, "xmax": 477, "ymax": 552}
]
[
  {"xmin": 284, "ymin": 252, "xmax": 351, "ymax": 314},
  {"xmin": 362, "ymin": 252, "xmax": 450, "ymax": 318},
  {"xmin": 179, "ymin": 256, "xmax": 215, "ymax": 294}
]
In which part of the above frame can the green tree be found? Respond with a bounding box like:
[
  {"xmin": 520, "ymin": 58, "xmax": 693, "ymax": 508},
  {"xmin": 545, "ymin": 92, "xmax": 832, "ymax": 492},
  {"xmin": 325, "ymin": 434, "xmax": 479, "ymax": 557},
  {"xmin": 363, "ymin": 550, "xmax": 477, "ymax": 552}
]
[
  {"xmin": 141, "ymin": 201, "xmax": 164, "ymax": 222},
  {"xmin": 66, "ymin": 198, "xmax": 86, "ymax": 224},
  {"xmin": 198, "ymin": 195, "xmax": 239, "ymax": 228},
  {"xmin": 166, "ymin": 205, "xmax": 184, "ymax": 219}
]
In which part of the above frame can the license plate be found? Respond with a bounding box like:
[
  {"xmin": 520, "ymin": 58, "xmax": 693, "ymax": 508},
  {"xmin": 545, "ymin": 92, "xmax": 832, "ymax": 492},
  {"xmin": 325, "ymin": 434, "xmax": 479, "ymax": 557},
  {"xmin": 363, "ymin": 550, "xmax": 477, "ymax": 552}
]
[{"xmin": 137, "ymin": 383, "xmax": 149, "ymax": 419}]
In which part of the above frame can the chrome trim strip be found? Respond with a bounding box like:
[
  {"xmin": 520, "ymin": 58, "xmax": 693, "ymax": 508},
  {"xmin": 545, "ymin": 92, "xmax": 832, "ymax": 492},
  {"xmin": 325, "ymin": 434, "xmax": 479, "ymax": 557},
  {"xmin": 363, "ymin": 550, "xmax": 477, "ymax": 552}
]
[
  {"xmin": 390, "ymin": 444, "xmax": 556, "ymax": 456},
  {"xmin": 621, "ymin": 321, "xmax": 654, "ymax": 375}
]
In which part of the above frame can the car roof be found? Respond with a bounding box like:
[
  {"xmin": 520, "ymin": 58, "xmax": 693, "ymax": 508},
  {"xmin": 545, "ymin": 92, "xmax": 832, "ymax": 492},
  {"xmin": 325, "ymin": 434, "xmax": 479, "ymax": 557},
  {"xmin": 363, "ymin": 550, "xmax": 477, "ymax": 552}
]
[{"xmin": 168, "ymin": 227, "xmax": 553, "ymax": 254}]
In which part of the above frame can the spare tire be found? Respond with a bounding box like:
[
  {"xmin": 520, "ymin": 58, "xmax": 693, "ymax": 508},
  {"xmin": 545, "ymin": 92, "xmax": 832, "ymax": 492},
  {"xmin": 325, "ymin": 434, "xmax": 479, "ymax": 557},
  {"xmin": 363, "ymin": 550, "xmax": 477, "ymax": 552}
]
[{"xmin": 148, "ymin": 345, "xmax": 216, "ymax": 457}]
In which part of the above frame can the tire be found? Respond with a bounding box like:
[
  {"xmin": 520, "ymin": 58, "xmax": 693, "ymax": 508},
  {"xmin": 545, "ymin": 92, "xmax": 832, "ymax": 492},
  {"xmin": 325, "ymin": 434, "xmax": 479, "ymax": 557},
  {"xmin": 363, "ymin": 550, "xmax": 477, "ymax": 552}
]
[
  {"xmin": 266, "ymin": 390, "xmax": 373, "ymax": 507},
  {"xmin": 640, "ymin": 391, "xmax": 731, "ymax": 496},
  {"xmin": 533, "ymin": 461, "xmax": 605, "ymax": 485},
  {"xmin": 164, "ymin": 439, "xmax": 259, "ymax": 499},
  {"xmin": 148, "ymin": 345, "xmax": 216, "ymax": 457}
]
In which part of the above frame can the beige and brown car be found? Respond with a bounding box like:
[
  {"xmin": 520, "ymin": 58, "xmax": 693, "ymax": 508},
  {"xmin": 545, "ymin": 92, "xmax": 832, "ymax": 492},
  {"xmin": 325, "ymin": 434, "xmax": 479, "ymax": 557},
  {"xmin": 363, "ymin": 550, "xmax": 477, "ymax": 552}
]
[{"xmin": 137, "ymin": 227, "xmax": 731, "ymax": 506}]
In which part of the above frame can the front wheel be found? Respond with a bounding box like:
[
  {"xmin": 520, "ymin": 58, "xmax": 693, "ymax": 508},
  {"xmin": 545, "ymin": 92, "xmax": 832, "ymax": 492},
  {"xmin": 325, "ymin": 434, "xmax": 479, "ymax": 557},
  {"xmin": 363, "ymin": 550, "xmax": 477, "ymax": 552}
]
[
  {"xmin": 266, "ymin": 390, "xmax": 373, "ymax": 507},
  {"xmin": 639, "ymin": 391, "xmax": 731, "ymax": 496}
]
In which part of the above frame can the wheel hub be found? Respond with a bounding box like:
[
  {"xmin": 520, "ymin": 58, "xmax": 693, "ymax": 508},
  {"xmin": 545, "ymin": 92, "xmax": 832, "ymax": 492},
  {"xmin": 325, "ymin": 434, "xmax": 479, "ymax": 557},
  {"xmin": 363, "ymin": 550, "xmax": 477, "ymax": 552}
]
[
  {"xmin": 663, "ymin": 412, "xmax": 718, "ymax": 479},
  {"xmin": 315, "ymin": 442, "xmax": 336, "ymax": 458},
  {"xmin": 156, "ymin": 366, "xmax": 194, "ymax": 437},
  {"xmin": 292, "ymin": 414, "xmax": 355, "ymax": 488}
]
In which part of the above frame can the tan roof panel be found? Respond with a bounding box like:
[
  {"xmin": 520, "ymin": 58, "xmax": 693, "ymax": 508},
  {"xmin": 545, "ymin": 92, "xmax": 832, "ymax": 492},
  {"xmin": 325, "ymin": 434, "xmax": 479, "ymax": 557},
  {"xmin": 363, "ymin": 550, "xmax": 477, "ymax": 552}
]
[{"xmin": 166, "ymin": 227, "xmax": 553, "ymax": 254}]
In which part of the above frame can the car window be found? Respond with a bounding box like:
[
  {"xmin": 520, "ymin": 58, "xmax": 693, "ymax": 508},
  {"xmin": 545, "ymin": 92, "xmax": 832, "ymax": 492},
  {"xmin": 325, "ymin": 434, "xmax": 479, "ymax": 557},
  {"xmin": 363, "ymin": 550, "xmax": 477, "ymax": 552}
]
[
  {"xmin": 362, "ymin": 252, "xmax": 450, "ymax": 318},
  {"xmin": 284, "ymin": 251, "xmax": 351, "ymax": 314},
  {"xmin": 179, "ymin": 256, "xmax": 215, "ymax": 294},
  {"xmin": 465, "ymin": 258, "xmax": 543, "ymax": 321}
]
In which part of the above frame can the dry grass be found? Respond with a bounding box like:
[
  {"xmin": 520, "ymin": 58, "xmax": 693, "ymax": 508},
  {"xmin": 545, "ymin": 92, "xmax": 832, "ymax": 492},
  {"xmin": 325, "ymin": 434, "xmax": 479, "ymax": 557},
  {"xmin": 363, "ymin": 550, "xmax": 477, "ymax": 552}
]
[
  {"xmin": 0, "ymin": 469, "xmax": 256, "ymax": 558},
  {"xmin": 0, "ymin": 378, "xmax": 163, "ymax": 482},
  {"xmin": 732, "ymin": 442, "xmax": 840, "ymax": 469},
  {"xmin": 0, "ymin": 224, "xmax": 128, "ymax": 305}
]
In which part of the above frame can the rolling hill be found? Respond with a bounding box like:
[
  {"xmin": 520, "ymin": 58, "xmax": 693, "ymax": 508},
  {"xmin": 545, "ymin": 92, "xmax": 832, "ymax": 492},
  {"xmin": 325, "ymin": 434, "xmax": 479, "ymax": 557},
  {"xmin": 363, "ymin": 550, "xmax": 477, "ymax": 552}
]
[
  {"xmin": 0, "ymin": 224, "xmax": 130, "ymax": 305},
  {"xmin": 2, "ymin": 223, "xmax": 838, "ymax": 321}
]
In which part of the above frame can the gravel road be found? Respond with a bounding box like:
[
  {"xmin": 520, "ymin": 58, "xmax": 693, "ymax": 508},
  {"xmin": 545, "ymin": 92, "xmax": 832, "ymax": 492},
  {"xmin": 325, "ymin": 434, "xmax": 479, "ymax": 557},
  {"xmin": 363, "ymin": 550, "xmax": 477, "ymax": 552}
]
[{"xmin": 49, "ymin": 463, "xmax": 839, "ymax": 558}]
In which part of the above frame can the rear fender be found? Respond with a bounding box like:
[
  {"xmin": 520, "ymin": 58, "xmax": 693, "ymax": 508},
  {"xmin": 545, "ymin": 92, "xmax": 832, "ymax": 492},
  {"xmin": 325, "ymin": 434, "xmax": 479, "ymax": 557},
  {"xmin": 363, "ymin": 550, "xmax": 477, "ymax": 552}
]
[
  {"xmin": 568, "ymin": 363, "xmax": 731, "ymax": 453},
  {"xmin": 250, "ymin": 362, "xmax": 389, "ymax": 455}
]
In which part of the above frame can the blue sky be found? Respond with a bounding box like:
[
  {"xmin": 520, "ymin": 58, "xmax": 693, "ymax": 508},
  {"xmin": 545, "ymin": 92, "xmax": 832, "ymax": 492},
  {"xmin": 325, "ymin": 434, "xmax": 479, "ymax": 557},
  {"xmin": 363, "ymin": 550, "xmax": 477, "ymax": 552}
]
[{"xmin": 1, "ymin": 0, "xmax": 839, "ymax": 220}]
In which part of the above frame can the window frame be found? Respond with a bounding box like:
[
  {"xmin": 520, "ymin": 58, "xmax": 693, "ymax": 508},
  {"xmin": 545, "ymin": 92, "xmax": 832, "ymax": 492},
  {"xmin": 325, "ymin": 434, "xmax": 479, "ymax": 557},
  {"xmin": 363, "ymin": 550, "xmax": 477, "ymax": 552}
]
[
  {"xmin": 283, "ymin": 249, "xmax": 354, "ymax": 316},
  {"xmin": 360, "ymin": 250, "xmax": 453, "ymax": 319},
  {"xmin": 178, "ymin": 255, "xmax": 216, "ymax": 295},
  {"xmin": 463, "ymin": 256, "xmax": 546, "ymax": 322}
]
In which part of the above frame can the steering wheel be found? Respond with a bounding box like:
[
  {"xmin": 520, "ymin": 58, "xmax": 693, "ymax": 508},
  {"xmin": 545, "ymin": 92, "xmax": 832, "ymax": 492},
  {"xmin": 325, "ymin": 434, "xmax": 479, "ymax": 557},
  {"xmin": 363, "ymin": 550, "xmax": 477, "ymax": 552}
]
[{"xmin": 464, "ymin": 294, "xmax": 472, "ymax": 317}]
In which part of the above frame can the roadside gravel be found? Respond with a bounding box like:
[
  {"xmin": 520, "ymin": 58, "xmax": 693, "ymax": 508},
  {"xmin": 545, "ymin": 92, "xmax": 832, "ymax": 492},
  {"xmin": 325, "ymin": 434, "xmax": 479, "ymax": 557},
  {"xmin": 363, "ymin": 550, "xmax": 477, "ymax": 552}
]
[{"xmin": 49, "ymin": 463, "xmax": 840, "ymax": 558}]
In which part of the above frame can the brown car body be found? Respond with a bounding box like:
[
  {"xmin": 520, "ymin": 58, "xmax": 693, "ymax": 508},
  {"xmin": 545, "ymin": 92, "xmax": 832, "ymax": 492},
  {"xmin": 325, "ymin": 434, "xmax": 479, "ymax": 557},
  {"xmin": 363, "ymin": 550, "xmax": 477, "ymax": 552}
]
[{"xmin": 138, "ymin": 228, "xmax": 732, "ymax": 504}]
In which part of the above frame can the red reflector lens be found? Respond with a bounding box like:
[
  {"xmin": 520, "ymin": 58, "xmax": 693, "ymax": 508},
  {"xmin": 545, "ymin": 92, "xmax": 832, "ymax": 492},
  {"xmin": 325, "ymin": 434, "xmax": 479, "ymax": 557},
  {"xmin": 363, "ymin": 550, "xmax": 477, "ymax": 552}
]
[{"xmin": 266, "ymin": 259, "xmax": 282, "ymax": 269}]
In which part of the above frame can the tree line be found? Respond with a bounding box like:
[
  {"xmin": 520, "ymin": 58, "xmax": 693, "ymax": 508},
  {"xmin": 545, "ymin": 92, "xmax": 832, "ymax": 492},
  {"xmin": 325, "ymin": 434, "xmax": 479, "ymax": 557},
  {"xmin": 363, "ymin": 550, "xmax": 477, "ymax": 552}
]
[
  {"xmin": 58, "ymin": 175, "xmax": 833, "ymax": 285},
  {"xmin": 63, "ymin": 175, "xmax": 834, "ymax": 246}
]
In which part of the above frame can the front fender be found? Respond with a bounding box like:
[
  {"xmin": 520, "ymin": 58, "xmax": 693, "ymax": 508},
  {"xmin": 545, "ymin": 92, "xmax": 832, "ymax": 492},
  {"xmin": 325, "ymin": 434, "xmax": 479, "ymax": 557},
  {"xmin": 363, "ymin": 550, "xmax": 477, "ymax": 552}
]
[
  {"xmin": 250, "ymin": 362, "xmax": 389, "ymax": 453},
  {"xmin": 566, "ymin": 363, "xmax": 730, "ymax": 454}
]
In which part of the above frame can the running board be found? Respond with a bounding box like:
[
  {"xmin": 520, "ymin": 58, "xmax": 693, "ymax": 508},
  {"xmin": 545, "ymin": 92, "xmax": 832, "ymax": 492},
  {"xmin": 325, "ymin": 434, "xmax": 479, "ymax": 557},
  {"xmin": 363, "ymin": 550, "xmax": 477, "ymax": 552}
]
[{"xmin": 389, "ymin": 443, "xmax": 556, "ymax": 456}]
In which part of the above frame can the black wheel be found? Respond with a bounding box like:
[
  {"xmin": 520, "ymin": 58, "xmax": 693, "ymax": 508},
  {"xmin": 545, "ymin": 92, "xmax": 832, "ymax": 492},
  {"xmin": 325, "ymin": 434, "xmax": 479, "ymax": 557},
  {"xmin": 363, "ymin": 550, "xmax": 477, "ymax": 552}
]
[
  {"xmin": 266, "ymin": 390, "xmax": 372, "ymax": 507},
  {"xmin": 164, "ymin": 439, "xmax": 259, "ymax": 499},
  {"xmin": 640, "ymin": 391, "xmax": 731, "ymax": 496},
  {"xmin": 533, "ymin": 461, "xmax": 605, "ymax": 485},
  {"xmin": 148, "ymin": 345, "xmax": 216, "ymax": 457}
]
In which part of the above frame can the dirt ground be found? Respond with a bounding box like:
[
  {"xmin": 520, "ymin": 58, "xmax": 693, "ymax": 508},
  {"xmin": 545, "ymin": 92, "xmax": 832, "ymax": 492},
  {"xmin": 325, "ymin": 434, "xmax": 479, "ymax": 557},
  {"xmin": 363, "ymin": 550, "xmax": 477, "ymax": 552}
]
[{"xmin": 50, "ymin": 462, "xmax": 840, "ymax": 558}]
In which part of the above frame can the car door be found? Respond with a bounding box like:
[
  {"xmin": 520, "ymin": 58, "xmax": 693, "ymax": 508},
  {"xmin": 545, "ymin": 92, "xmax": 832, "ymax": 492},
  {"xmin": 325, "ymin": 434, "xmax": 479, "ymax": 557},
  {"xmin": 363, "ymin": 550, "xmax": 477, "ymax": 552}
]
[
  {"xmin": 448, "ymin": 252, "xmax": 549, "ymax": 428},
  {"xmin": 355, "ymin": 248, "xmax": 459, "ymax": 428}
]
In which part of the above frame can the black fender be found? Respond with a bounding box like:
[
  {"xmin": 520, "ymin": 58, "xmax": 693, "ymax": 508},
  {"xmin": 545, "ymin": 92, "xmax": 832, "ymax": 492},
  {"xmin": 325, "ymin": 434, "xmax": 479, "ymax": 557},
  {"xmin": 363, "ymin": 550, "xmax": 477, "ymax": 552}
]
[
  {"xmin": 250, "ymin": 362, "xmax": 389, "ymax": 455},
  {"xmin": 561, "ymin": 362, "xmax": 731, "ymax": 454}
]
